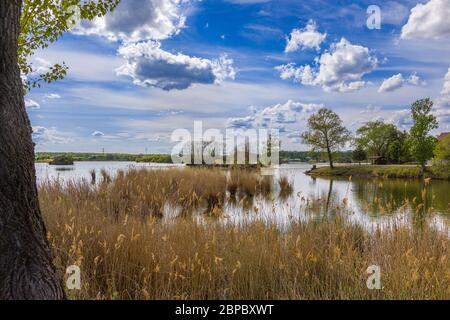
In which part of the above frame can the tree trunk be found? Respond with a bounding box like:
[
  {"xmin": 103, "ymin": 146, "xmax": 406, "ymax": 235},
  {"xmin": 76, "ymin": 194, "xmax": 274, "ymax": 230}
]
[
  {"xmin": 327, "ymin": 146, "xmax": 334, "ymax": 169},
  {"xmin": 421, "ymin": 163, "xmax": 426, "ymax": 176},
  {"xmin": 0, "ymin": 0, "xmax": 65, "ymax": 299}
]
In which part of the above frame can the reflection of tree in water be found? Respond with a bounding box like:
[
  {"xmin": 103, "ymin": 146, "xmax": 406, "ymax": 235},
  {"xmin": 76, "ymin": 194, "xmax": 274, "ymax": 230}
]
[
  {"xmin": 326, "ymin": 180, "xmax": 334, "ymax": 214},
  {"xmin": 351, "ymin": 178, "xmax": 450, "ymax": 216},
  {"xmin": 305, "ymin": 179, "xmax": 342, "ymax": 217}
]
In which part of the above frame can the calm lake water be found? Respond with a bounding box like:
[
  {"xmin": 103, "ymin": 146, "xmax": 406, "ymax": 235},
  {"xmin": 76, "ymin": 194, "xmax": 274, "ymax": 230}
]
[{"xmin": 35, "ymin": 162, "xmax": 450, "ymax": 232}]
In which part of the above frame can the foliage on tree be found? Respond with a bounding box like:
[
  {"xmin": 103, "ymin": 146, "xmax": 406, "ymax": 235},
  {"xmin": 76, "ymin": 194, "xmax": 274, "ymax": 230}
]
[
  {"xmin": 407, "ymin": 98, "xmax": 439, "ymax": 172},
  {"xmin": 301, "ymin": 108, "xmax": 351, "ymax": 168},
  {"xmin": 136, "ymin": 154, "xmax": 173, "ymax": 164},
  {"xmin": 385, "ymin": 130, "xmax": 411, "ymax": 164},
  {"xmin": 432, "ymin": 134, "xmax": 450, "ymax": 178},
  {"xmin": 355, "ymin": 121, "xmax": 399, "ymax": 159},
  {"xmin": 352, "ymin": 145, "xmax": 367, "ymax": 164},
  {"xmin": 434, "ymin": 134, "xmax": 450, "ymax": 161},
  {"xmin": 19, "ymin": 0, "xmax": 120, "ymax": 91},
  {"xmin": 49, "ymin": 154, "xmax": 74, "ymax": 165}
]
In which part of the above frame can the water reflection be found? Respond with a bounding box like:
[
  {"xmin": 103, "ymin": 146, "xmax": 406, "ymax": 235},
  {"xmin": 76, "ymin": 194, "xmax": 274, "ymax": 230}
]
[
  {"xmin": 350, "ymin": 177, "xmax": 450, "ymax": 216},
  {"xmin": 35, "ymin": 162, "xmax": 450, "ymax": 232}
]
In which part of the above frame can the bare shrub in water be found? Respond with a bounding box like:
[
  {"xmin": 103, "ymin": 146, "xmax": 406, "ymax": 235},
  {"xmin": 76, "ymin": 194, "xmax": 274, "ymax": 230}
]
[
  {"xmin": 278, "ymin": 176, "xmax": 293, "ymax": 195},
  {"xmin": 89, "ymin": 169, "xmax": 96, "ymax": 185}
]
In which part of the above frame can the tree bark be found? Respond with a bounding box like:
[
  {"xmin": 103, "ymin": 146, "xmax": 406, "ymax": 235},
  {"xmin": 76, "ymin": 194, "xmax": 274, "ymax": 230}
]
[
  {"xmin": 326, "ymin": 146, "xmax": 334, "ymax": 169},
  {"xmin": 421, "ymin": 163, "xmax": 426, "ymax": 177},
  {"xmin": 0, "ymin": 0, "xmax": 65, "ymax": 299},
  {"xmin": 324, "ymin": 132, "xmax": 334, "ymax": 169}
]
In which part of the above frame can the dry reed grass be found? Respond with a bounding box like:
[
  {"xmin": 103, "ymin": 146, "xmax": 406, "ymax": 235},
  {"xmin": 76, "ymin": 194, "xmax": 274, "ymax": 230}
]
[{"xmin": 39, "ymin": 167, "xmax": 449, "ymax": 300}]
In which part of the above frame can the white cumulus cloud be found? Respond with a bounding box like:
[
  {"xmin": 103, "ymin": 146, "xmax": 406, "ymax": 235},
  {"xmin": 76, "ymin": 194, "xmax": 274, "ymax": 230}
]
[
  {"xmin": 435, "ymin": 68, "xmax": 450, "ymax": 127},
  {"xmin": 227, "ymin": 116, "xmax": 256, "ymax": 129},
  {"xmin": 25, "ymin": 99, "xmax": 40, "ymax": 109},
  {"xmin": 73, "ymin": 0, "xmax": 189, "ymax": 42},
  {"xmin": 378, "ymin": 73, "xmax": 425, "ymax": 93},
  {"xmin": 277, "ymin": 38, "xmax": 378, "ymax": 92},
  {"xmin": 442, "ymin": 67, "xmax": 450, "ymax": 95},
  {"xmin": 401, "ymin": 0, "xmax": 450, "ymax": 39},
  {"xmin": 285, "ymin": 20, "xmax": 327, "ymax": 52},
  {"xmin": 92, "ymin": 131, "xmax": 105, "ymax": 137},
  {"xmin": 45, "ymin": 93, "xmax": 61, "ymax": 99},
  {"xmin": 32, "ymin": 126, "xmax": 70, "ymax": 145},
  {"xmin": 227, "ymin": 100, "xmax": 322, "ymax": 131},
  {"xmin": 116, "ymin": 41, "xmax": 235, "ymax": 90}
]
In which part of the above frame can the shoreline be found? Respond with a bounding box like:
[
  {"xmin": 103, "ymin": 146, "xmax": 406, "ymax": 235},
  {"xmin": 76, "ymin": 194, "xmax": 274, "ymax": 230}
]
[{"xmin": 305, "ymin": 164, "xmax": 450, "ymax": 180}]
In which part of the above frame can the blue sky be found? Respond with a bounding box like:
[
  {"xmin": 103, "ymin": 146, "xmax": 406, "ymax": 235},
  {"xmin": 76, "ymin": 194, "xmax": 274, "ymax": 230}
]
[{"xmin": 27, "ymin": 0, "xmax": 450, "ymax": 153}]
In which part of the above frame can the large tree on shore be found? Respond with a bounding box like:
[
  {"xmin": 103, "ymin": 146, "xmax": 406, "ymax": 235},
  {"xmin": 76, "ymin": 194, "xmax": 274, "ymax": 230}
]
[
  {"xmin": 408, "ymin": 98, "xmax": 439, "ymax": 174},
  {"xmin": 0, "ymin": 0, "xmax": 118, "ymax": 300},
  {"xmin": 301, "ymin": 108, "xmax": 351, "ymax": 169}
]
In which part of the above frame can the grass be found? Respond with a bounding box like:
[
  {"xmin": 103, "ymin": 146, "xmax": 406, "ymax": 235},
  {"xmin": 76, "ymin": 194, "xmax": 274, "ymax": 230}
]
[
  {"xmin": 306, "ymin": 165, "xmax": 450, "ymax": 179},
  {"xmin": 38, "ymin": 167, "xmax": 449, "ymax": 300}
]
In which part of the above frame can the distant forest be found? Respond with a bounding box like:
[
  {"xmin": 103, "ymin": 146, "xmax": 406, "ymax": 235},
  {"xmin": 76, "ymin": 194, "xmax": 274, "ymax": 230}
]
[
  {"xmin": 279, "ymin": 151, "xmax": 353, "ymax": 163},
  {"xmin": 36, "ymin": 152, "xmax": 171, "ymax": 163},
  {"xmin": 36, "ymin": 151, "xmax": 353, "ymax": 164}
]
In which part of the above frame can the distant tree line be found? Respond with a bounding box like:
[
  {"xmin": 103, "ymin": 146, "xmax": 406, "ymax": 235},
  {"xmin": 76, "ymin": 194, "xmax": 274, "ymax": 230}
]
[
  {"xmin": 136, "ymin": 154, "xmax": 172, "ymax": 163},
  {"xmin": 36, "ymin": 152, "xmax": 139, "ymax": 162},
  {"xmin": 280, "ymin": 151, "xmax": 353, "ymax": 163},
  {"xmin": 36, "ymin": 152, "xmax": 173, "ymax": 163}
]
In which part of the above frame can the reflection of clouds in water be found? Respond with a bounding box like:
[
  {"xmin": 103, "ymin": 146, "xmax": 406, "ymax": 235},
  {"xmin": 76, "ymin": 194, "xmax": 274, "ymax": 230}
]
[
  {"xmin": 35, "ymin": 162, "xmax": 450, "ymax": 233},
  {"xmin": 429, "ymin": 216, "xmax": 450, "ymax": 237}
]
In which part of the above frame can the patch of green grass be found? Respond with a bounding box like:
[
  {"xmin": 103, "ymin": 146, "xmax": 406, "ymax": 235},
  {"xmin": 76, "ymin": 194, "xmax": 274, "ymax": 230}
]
[
  {"xmin": 136, "ymin": 154, "xmax": 172, "ymax": 163},
  {"xmin": 306, "ymin": 165, "xmax": 447, "ymax": 179}
]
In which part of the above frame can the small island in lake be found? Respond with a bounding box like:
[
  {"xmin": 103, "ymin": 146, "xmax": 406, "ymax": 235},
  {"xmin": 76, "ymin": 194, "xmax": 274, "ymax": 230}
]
[{"xmin": 49, "ymin": 155, "xmax": 74, "ymax": 165}]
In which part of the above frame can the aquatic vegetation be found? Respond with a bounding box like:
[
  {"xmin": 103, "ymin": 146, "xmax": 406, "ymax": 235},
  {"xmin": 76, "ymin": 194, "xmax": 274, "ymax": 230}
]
[
  {"xmin": 100, "ymin": 169, "xmax": 112, "ymax": 184},
  {"xmin": 42, "ymin": 203, "xmax": 449, "ymax": 300},
  {"xmin": 39, "ymin": 167, "xmax": 273, "ymax": 218},
  {"xmin": 89, "ymin": 169, "xmax": 96, "ymax": 185},
  {"xmin": 278, "ymin": 176, "xmax": 294, "ymax": 198},
  {"xmin": 38, "ymin": 167, "xmax": 449, "ymax": 300}
]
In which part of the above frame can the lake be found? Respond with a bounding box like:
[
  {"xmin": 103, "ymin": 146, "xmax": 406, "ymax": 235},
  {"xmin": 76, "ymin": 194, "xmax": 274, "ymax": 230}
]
[{"xmin": 35, "ymin": 162, "xmax": 450, "ymax": 232}]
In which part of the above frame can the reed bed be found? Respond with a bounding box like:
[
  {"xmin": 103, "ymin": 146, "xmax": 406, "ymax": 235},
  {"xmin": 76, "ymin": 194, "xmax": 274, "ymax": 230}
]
[
  {"xmin": 227, "ymin": 168, "xmax": 272, "ymax": 198},
  {"xmin": 40, "ymin": 167, "xmax": 280, "ymax": 219},
  {"xmin": 39, "ymin": 167, "xmax": 449, "ymax": 300}
]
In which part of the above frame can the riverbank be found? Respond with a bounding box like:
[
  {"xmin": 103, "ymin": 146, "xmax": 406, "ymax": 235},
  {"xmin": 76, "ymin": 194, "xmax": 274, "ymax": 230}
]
[{"xmin": 306, "ymin": 165, "xmax": 450, "ymax": 180}]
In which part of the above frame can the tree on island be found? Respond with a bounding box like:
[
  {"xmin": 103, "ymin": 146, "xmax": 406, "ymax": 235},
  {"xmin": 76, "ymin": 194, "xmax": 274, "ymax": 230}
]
[
  {"xmin": 352, "ymin": 145, "xmax": 367, "ymax": 165},
  {"xmin": 385, "ymin": 130, "xmax": 411, "ymax": 164},
  {"xmin": 301, "ymin": 108, "xmax": 351, "ymax": 169},
  {"xmin": 0, "ymin": 0, "xmax": 118, "ymax": 300},
  {"xmin": 355, "ymin": 121, "xmax": 398, "ymax": 162},
  {"xmin": 407, "ymin": 98, "xmax": 439, "ymax": 174}
]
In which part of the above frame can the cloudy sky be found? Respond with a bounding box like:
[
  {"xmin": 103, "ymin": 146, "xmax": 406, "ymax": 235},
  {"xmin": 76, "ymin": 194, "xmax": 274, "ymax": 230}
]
[{"xmin": 27, "ymin": 0, "xmax": 450, "ymax": 153}]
